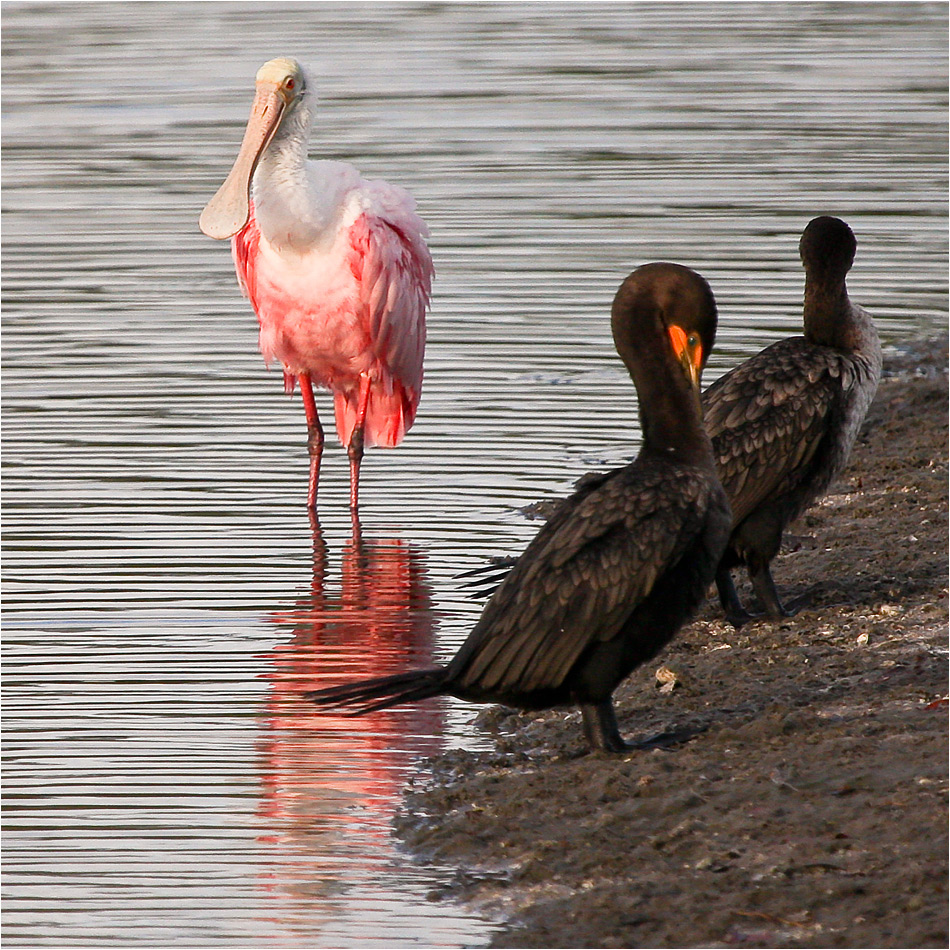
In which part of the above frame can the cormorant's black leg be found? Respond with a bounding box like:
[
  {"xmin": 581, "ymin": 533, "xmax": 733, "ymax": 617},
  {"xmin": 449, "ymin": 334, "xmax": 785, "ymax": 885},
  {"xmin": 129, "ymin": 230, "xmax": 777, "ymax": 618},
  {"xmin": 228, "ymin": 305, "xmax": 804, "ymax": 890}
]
[
  {"xmin": 749, "ymin": 561, "xmax": 796, "ymax": 620},
  {"xmin": 580, "ymin": 701, "xmax": 629, "ymax": 753},
  {"xmin": 715, "ymin": 565, "xmax": 756, "ymax": 628}
]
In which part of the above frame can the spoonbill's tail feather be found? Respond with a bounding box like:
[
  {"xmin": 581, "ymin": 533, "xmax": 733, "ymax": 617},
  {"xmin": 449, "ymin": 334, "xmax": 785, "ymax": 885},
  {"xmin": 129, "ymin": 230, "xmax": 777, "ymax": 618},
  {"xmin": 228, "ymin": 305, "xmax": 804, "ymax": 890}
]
[
  {"xmin": 334, "ymin": 380, "xmax": 418, "ymax": 449},
  {"xmin": 304, "ymin": 667, "xmax": 448, "ymax": 714}
]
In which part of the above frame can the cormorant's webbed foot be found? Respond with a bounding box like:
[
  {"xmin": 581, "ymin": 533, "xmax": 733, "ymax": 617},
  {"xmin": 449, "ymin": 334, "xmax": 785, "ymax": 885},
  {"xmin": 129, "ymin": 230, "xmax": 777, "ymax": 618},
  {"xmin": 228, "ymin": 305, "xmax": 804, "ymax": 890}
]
[
  {"xmin": 631, "ymin": 723, "xmax": 709, "ymax": 751},
  {"xmin": 723, "ymin": 605, "xmax": 759, "ymax": 629}
]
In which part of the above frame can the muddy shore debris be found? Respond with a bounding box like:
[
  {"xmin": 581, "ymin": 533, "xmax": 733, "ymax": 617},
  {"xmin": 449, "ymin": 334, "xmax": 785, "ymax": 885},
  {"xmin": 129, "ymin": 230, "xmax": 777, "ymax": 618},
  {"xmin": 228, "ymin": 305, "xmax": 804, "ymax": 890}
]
[{"xmin": 394, "ymin": 337, "xmax": 948, "ymax": 949}]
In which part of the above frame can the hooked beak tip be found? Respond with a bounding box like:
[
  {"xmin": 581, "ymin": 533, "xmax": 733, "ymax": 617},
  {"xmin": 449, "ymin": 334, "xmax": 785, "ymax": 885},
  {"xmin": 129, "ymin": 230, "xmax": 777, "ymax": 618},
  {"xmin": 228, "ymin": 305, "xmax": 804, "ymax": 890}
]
[{"xmin": 688, "ymin": 350, "xmax": 703, "ymax": 392}]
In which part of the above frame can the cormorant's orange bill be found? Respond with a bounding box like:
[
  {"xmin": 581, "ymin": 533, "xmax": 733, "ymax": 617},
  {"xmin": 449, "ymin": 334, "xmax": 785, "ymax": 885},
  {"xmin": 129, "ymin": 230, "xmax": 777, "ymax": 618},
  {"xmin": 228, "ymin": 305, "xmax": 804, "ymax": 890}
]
[{"xmin": 668, "ymin": 324, "xmax": 703, "ymax": 391}]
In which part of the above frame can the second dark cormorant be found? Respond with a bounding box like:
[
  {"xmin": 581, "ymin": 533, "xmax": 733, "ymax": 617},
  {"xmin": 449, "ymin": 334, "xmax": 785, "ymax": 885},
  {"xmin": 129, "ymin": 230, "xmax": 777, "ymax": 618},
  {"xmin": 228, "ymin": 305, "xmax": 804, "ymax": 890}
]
[
  {"xmin": 703, "ymin": 216, "xmax": 882, "ymax": 626},
  {"xmin": 305, "ymin": 263, "xmax": 732, "ymax": 753}
]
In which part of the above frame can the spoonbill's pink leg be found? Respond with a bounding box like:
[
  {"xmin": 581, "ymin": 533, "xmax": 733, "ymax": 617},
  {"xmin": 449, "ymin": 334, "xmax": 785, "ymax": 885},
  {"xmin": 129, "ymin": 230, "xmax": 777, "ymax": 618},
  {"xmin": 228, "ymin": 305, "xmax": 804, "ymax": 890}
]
[
  {"xmin": 347, "ymin": 374, "xmax": 372, "ymax": 511},
  {"xmin": 299, "ymin": 373, "xmax": 324, "ymax": 509}
]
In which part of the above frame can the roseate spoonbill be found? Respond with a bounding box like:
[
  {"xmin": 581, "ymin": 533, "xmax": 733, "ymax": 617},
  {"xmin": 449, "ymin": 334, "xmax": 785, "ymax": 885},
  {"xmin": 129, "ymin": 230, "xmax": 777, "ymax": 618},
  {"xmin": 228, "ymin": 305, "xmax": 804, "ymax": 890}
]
[
  {"xmin": 306, "ymin": 264, "xmax": 731, "ymax": 753},
  {"xmin": 200, "ymin": 57, "xmax": 434, "ymax": 511},
  {"xmin": 704, "ymin": 216, "xmax": 881, "ymax": 626}
]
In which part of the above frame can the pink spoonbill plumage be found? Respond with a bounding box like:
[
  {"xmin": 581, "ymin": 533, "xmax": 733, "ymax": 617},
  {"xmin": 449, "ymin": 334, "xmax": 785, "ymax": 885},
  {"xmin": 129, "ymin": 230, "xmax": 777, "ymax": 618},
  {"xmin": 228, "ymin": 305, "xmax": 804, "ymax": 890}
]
[{"xmin": 200, "ymin": 57, "xmax": 434, "ymax": 511}]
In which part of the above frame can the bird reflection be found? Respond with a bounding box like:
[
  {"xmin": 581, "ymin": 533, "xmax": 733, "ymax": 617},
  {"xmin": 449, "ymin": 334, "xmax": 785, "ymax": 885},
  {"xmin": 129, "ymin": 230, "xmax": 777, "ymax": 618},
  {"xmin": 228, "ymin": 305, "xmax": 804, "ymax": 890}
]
[{"xmin": 255, "ymin": 512, "xmax": 443, "ymax": 911}]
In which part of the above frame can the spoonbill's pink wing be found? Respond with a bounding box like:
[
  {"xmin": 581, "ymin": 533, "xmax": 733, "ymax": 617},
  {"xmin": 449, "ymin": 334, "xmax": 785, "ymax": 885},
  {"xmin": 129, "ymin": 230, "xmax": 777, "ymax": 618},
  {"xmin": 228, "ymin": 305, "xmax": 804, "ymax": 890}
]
[
  {"xmin": 335, "ymin": 207, "xmax": 433, "ymax": 448},
  {"xmin": 232, "ymin": 210, "xmax": 261, "ymax": 303}
]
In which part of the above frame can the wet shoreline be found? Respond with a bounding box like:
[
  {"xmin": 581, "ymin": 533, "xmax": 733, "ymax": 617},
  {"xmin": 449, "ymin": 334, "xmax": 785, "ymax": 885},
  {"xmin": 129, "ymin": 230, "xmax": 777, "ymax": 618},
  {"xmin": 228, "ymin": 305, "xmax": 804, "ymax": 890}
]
[{"xmin": 394, "ymin": 338, "xmax": 949, "ymax": 949}]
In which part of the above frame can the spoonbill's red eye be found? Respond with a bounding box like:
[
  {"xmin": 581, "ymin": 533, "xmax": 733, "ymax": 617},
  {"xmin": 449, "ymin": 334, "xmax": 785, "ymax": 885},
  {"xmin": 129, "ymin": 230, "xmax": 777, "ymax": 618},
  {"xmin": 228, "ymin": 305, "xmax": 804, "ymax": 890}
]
[{"xmin": 286, "ymin": 78, "xmax": 295, "ymax": 90}]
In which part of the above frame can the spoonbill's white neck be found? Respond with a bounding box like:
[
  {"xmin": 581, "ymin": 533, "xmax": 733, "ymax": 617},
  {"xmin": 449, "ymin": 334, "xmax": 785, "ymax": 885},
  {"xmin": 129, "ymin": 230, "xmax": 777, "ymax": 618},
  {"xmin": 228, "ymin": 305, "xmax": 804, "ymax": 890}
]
[{"xmin": 253, "ymin": 99, "xmax": 347, "ymax": 251}]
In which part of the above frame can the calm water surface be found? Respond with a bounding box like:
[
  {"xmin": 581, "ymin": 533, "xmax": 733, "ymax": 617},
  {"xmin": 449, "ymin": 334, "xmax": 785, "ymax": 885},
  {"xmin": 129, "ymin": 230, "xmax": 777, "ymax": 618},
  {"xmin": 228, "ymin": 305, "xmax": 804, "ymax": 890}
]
[{"xmin": 3, "ymin": 2, "xmax": 947, "ymax": 946}]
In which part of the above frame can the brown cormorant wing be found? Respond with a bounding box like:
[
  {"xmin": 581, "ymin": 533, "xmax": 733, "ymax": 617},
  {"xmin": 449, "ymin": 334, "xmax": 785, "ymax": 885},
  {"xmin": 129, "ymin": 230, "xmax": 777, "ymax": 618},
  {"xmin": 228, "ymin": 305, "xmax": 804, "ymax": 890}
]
[
  {"xmin": 703, "ymin": 337, "xmax": 856, "ymax": 525},
  {"xmin": 449, "ymin": 460, "xmax": 720, "ymax": 695}
]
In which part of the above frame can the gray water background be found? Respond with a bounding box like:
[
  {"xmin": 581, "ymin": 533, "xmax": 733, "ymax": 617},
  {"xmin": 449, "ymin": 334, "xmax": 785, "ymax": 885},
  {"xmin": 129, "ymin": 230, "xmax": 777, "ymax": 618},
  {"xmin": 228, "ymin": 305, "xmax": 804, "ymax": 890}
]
[{"xmin": 3, "ymin": 2, "xmax": 947, "ymax": 946}]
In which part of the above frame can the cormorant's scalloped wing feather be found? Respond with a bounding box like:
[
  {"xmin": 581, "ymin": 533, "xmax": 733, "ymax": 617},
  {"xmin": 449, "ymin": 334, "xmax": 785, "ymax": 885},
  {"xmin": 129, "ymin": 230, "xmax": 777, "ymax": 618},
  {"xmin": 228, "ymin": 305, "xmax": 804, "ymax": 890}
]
[
  {"xmin": 449, "ymin": 460, "xmax": 717, "ymax": 695},
  {"xmin": 704, "ymin": 338, "xmax": 854, "ymax": 524}
]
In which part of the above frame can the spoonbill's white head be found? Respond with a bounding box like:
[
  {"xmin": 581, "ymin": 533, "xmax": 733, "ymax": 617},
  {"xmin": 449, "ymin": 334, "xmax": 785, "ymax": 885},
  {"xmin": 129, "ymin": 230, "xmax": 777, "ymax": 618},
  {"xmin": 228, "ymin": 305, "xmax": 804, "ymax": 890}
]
[{"xmin": 200, "ymin": 57, "xmax": 314, "ymax": 240}]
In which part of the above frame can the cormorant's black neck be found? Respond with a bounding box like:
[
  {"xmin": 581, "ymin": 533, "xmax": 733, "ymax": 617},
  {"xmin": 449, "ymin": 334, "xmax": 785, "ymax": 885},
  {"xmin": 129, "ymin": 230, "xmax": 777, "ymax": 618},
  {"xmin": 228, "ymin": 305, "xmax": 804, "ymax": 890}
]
[
  {"xmin": 803, "ymin": 274, "xmax": 855, "ymax": 350},
  {"xmin": 611, "ymin": 263, "xmax": 718, "ymax": 470},
  {"xmin": 799, "ymin": 216, "xmax": 867, "ymax": 353},
  {"xmin": 635, "ymin": 362, "xmax": 713, "ymax": 467},
  {"xmin": 614, "ymin": 310, "xmax": 713, "ymax": 467}
]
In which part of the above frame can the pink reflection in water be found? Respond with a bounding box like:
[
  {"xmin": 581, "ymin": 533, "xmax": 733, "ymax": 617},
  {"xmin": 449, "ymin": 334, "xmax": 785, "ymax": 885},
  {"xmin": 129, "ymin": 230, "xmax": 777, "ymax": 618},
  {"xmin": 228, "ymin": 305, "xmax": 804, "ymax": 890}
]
[{"xmin": 254, "ymin": 514, "xmax": 445, "ymax": 926}]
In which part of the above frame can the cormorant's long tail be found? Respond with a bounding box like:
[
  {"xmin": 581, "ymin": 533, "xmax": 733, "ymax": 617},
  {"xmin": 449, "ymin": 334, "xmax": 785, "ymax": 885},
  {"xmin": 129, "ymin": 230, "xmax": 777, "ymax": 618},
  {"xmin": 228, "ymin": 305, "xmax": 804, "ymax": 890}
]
[
  {"xmin": 304, "ymin": 667, "xmax": 449, "ymax": 715},
  {"xmin": 456, "ymin": 555, "xmax": 516, "ymax": 601}
]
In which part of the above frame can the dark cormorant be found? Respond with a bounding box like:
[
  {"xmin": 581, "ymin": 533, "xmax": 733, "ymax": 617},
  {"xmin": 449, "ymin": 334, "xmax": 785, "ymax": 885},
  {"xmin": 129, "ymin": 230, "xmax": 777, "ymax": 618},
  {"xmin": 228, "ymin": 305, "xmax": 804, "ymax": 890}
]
[
  {"xmin": 703, "ymin": 216, "xmax": 882, "ymax": 626},
  {"xmin": 305, "ymin": 263, "xmax": 732, "ymax": 753}
]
